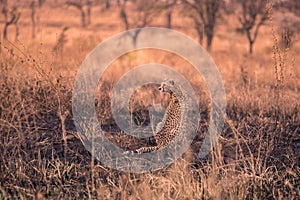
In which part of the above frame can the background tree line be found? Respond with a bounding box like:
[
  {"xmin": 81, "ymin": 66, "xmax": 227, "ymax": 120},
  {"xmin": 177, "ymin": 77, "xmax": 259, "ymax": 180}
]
[{"xmin": 1, "ymin": 0, "xmax": 299, "ymax": 54}]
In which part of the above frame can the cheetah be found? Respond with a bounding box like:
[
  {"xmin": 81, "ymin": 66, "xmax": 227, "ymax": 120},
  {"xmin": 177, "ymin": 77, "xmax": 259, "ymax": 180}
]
[{"xmin": 128, "ymin": 80, "xmax": 186, "ymax": 154}]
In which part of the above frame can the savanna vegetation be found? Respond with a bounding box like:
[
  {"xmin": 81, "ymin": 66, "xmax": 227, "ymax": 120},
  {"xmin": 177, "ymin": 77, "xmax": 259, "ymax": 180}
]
[{"xmin": 0, "ymin": 0, "xmax": 299, "ymax": 199}]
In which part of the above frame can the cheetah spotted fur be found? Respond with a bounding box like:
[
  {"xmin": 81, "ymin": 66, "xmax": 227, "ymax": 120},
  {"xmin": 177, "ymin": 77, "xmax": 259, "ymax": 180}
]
[{"xmin": 129, "ymin": 80, "xmax": 186, "ymax": 154}]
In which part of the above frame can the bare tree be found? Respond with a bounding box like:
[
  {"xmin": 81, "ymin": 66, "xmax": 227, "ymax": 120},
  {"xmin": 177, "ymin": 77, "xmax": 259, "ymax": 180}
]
[
  {"xmin": 86, "ymin": 0, "xmax": 92, "ymax": 25},
  {"xmin": 100, "ymin": 0, "xmax": 111, "ymax": 11},
  {"xmin": 66, "ymin": 0, "xmax": 88, "ymax": 27},
  {"xmin": 30, "ymin": 1, "xmax": 36, "ymax": 39},
  {"xmin": 237, "ymin": 0, "xmax": 269, "ymax": 54},
  {"xmin": 117, "ymin": 0, "xmax": 163, "ymax": 45},
  {"xmin": 104, "ymin": 0, "xmax": 110, "ymax": 9},
  {"xmin": 183, "ymin": 0, "xmax": 223, "ymax": 51},
  {"xmin": 164, "ymin": 0, "xmax": 177, "ymax": 29},
  {"xmin": 118, "ymin": 0, "xmax": 129, "ymax": 30},
  {"xmin": 38, "ymin": 0, "xmax": 46, "ymax": 7},
  {"xmin": 1, "ymin": 0, "xmax": 21, "ymax": 41}
]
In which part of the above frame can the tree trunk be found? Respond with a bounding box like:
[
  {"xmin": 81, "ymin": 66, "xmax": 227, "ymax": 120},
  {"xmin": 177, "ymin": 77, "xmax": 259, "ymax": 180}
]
[
  {"xmin": 66, "ymin": 2, "xmax": 86, "ymax": 28},
  {"xmin": 81, "ymin": 8, "xmax": 86, "ymax": 27},
  {"xmin": 195, "ymin": 23, "xmax": 203, "ymax": 45},
  {"xmin": 206, "ymin": 34, "xmax": 212, "ymax": 51},
  {"xmin": 31, "ymin": 1, "xmax": 36, "ymax": 39},
  {"xmin": 246, "ymin": 30, "xmax": 254, "ymax": 54},
  {"xmin": 38, "ymin": 0, "xmax": 46, "ymax": 7},
  {"xmin": 2, "ymin": 7, "xmax": 20, "ymax": 40},
  {"xmin": 205, "ymin": 25, "xmax": 214, "ymax": 51},
  {"xmin": 87, "ymin": 0, "xmax": 91, "ymax": 25},
  {"xmin": 105, "ymin": 0, "xmax": 110, "ymax": 9},
  {"xmin": 132, "ymin": 29, "xmax": 141, "ymax": 47},
  {"xmin": 120, "ymin": 7, "xmax": 129, "ymax": 30},
  {"xmin": 249, "ymin": 41, "xmax": 254, "ymax": 54},
  {"xmin": 3, "ymin": 24, "xmax": 8, "ymax": 39},
  {"xmin": 166, "ymin": 10, "xmax": 172, "ymax": 29}
]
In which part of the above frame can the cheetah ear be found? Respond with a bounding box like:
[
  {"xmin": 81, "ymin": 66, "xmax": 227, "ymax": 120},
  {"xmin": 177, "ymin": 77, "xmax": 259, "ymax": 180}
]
[{"xmin": 169, "ymin": 80, "xmax": 174, "ymax": 85}]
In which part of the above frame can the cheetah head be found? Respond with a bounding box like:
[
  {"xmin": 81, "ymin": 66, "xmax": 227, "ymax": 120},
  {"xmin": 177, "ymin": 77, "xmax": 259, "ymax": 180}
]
[{"xmin": 158, "ymin": 80, "xmax": 175, "ymax": 94}]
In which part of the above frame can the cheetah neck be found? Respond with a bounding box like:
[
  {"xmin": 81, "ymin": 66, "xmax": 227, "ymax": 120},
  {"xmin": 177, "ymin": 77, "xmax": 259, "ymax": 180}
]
[{"xmin": 169, "ymin": 93, "xmax": 177, "ymax": 103}]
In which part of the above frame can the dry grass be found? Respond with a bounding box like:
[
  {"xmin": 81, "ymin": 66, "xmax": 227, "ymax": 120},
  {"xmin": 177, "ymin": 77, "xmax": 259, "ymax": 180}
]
[{"xmin": 0, "ymin": 2, "xmax": 299, "ymax": 200}]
